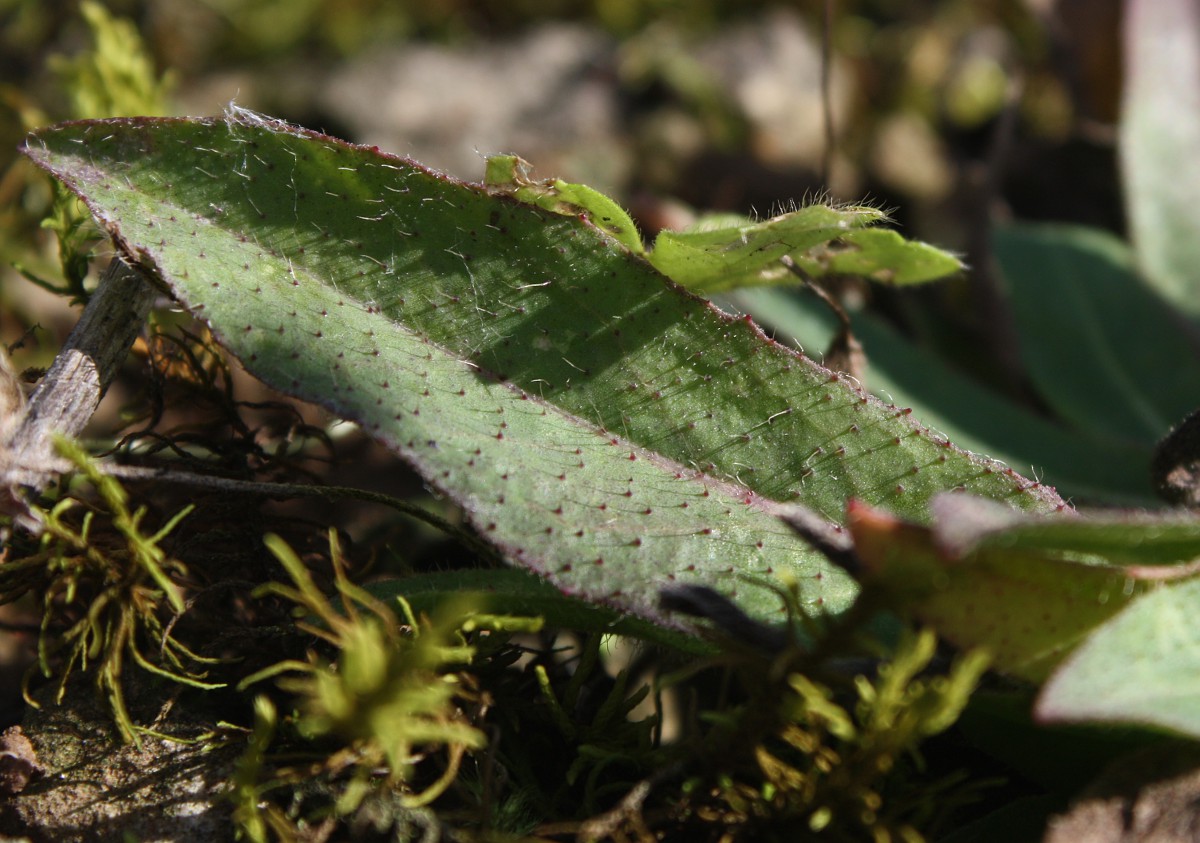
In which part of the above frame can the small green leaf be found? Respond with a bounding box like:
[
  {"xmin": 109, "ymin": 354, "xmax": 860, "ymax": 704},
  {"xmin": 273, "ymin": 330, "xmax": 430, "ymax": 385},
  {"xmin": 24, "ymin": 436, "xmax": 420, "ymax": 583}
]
[
  {"xmin": 795, "ymin": 227, "xmax": 962, "ymax": 285},
  {"xmin": 50, "ymin": 0, "xmax": 173, "ymax": 119},
  {"xmin": 484, "ymin": 153, "xmax": 644, "ymax": 254},
  {"xmin": 1037, "ymin": 576, "xmax": 1200, "ymax": 737},
  {"xmin": 648, "ymin": 208, "xmax": 961, "ymax": 293},
  {"xmin": 647, "ymin": 205, "xmax": 881, "ymax": 293}
]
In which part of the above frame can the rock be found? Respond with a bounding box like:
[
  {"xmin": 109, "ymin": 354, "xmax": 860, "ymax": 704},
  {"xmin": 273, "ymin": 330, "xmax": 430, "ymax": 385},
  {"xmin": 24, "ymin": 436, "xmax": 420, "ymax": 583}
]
[
  {"xmin": 318, "ymin": 22, "xmax": 629, "ymax": 189},
  {"xmin": 1044, "ymin": 744, "xmax": 1200, "ymax": 843},
  {"xmin": 0, "ymin": 688, "xmax": 240, "ymax": 843}
]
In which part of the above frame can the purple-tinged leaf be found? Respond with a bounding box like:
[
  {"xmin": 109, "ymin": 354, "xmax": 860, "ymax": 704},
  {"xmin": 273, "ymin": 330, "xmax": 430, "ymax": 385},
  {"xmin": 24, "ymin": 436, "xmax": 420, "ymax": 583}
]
[{"xmin": 22, "ymin": 112, "xmax": 1062, "ymax": 632}]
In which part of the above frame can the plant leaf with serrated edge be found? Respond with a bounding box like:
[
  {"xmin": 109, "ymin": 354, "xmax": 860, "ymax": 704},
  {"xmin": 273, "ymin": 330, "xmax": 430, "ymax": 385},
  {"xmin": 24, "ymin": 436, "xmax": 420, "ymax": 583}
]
[
  {"xmin": 22, "ymin": 111, "xmax": 1061, "ymax": 632},
  {"xmin": 845, "ymin": 494, "xmax": 1200, "ymax": 682},
  {"xmin": 1036, "ymin": 576, "xmax": 1200, "ymax": 736}
]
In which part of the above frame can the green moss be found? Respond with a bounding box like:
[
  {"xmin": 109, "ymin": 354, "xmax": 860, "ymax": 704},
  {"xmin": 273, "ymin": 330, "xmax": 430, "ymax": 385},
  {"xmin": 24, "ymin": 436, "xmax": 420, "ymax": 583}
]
[{"xmin": 10, "ymin": 438, "xmax": 221, "ymax": 744}]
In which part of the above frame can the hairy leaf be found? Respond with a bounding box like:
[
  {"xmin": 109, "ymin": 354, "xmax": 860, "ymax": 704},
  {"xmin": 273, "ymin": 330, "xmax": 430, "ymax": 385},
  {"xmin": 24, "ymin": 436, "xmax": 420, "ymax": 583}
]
[
  {"xmin": 649, "ymin": 208, "xmax": 961, "ymax": 293},
  {"xmin": 479, "ymin": 164, "xmax": 962, "ymax": 293},
  {"xmin": 726, "ymin": 286, "xmax": 1156, "ymax": 504},
  {"xmin": 23, "ymin": 111, "xmax": 1060, "ymax": 631},
  {"xmin": 484, "ymin": 154, "xmax": 644, "ymax": 255},
  {"xmin": 648, "ymin": 205, "xmax": 881, "ymax": 292}
]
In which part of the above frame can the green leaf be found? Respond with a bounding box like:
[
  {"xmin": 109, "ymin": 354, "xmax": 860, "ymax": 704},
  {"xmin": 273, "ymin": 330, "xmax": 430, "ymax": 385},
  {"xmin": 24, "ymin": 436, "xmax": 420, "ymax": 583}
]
[
  {"xmin": 647, "ymin": 205, "xmax": 879, "ymax": 293},
  {"xmin": 23, "ymin": 112, "xmax": 1060, "ymax": 631},
  {"xmin": 484, "ymin": 154, "xmax": 645, "ymax": 255},
  {"xmin": 726, "ymin": 286, "xmax": 1156, "ymax": 504},
  {"xmin": 1120, "ymin": 0, "xmax": 1200, "ymax": 318},
  {"xmin": 792, "ymin": 227, "xmax": 963, "ymax": 285},
  {"xmin": 995, "ymin": 223, "xmax": 1200, "ymax": 446},
  {"xmin": 647, "ymin": 207, "xmax": 961, "ymax": 294},
  {"xmin": 1037, "ymin": 576, "xmax": 1200, "ymax": 737},
  {"xmin": 931, "ymin": 497, "xmax": 1200, "ymax": 566},
  {"xmin": 846, "ymin": 496, "xmax": 1164, "ymax": 682}
]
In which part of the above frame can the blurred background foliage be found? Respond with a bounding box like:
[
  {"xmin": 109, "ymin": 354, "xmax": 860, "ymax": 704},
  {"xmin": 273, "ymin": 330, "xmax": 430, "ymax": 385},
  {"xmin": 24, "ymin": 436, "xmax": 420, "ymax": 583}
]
[{"xmin": 1, "ymin": 0, "xmax": 1121, "ymax": 225}]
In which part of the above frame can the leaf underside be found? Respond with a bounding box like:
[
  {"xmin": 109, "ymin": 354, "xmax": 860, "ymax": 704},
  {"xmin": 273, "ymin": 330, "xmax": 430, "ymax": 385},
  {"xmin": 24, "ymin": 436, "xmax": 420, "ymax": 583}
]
[
  {"xmin": 23, "ymin": 112, "xmax": 1063, "ymax": 632},
  {"xmin": 1038, "ymin": 577, "xmax": 1200, "ymax": 737}
]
